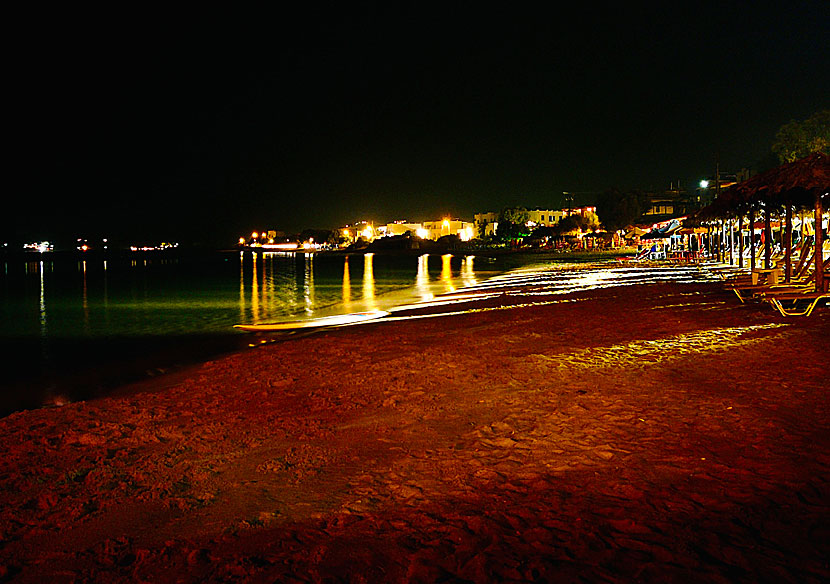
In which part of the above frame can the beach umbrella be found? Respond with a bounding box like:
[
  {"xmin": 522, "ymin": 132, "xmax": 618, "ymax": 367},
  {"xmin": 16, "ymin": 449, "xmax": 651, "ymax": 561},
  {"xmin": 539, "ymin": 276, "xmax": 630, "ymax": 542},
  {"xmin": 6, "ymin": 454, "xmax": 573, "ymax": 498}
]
[{"xmin": 725, "ymin": 153, "xmax": 829, "ymax": 289}]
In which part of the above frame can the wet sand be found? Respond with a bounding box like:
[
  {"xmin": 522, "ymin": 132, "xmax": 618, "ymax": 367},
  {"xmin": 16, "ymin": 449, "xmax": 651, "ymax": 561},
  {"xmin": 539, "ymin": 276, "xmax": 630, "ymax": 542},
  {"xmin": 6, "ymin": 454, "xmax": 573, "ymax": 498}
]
[{"xmin": 1, "ymin": 279, "xmax": 828, "ymax": 583}]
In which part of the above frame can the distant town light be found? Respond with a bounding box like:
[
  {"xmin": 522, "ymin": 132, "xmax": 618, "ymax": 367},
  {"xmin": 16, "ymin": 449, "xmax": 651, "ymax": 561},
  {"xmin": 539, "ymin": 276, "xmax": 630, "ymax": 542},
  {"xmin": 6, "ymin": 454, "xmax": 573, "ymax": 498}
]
[
  {"xmin": 24, "ymin": 241, "xmax": 53, "ymax": 253},
  {"xmin": 261, "ymin": 242, "xmax": 299, "ymax": 250},
  {"xmin": 700, "ymin": 180, "xmax": 709, "ymax": 188}
]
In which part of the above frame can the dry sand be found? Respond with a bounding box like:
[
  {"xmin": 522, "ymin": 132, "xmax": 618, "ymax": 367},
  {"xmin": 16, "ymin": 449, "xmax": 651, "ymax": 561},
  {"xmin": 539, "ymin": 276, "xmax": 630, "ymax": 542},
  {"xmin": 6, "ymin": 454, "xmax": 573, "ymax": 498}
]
[{"xmin": 0, "ymin": 279, "xmax": 828, "ymax": 583}]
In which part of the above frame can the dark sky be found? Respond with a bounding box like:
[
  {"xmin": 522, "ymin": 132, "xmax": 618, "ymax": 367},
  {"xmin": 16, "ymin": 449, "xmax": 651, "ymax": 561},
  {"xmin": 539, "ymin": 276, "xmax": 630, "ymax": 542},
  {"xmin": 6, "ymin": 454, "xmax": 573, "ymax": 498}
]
[{"xmin": 8, "ymin": 2, "xmax": 828, "ymax": 246}]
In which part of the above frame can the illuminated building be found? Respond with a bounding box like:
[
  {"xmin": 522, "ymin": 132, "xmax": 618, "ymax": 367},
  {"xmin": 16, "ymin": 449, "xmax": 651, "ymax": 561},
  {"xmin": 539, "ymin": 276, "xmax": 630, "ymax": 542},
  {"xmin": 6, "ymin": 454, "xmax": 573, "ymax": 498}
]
[{"xmin": 421, "ymin": 219, "xmax": 476, "ymax": 241}]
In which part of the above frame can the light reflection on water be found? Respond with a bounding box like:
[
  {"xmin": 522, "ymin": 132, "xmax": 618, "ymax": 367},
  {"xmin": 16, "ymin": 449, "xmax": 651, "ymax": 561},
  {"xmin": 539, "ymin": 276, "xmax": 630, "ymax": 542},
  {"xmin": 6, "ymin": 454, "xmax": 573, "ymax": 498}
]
[
  {"xmin": 1, "ymin": 252, "xmax": 507, "ymax": 340},
  {"xmin": 362, "ymin": 253, "xmax": 375, "ymax": 310}
]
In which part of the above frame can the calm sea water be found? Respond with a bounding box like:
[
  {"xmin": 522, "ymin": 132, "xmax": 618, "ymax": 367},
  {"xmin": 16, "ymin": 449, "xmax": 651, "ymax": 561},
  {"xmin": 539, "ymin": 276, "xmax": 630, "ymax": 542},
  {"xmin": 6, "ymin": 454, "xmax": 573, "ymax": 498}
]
[{"xmin": 0, "ymin": 251, "xmax": 506, "ymax": 415}]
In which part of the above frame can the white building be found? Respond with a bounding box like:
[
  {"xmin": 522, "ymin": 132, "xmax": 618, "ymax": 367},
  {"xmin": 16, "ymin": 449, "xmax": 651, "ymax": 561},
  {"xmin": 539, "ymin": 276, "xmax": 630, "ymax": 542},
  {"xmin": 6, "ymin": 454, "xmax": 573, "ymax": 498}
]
[
  {"xmin": 380, "ymin": 221, "xmax": 423, "ymax": 237},
  {"xmin": 421, "ymin": 219, "xmax": 476, "ymax": 241},
  {"xmin": 527, "ymin": 209, "xmax": 567, "ymax": 226},
  {"xmin": 474, "ymin": 212, "xmax": 499, "ymax": 237}
]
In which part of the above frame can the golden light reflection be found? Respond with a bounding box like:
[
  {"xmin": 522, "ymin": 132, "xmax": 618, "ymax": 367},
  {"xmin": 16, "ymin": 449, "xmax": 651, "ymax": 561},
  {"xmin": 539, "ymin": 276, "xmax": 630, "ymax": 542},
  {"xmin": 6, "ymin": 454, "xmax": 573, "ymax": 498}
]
[
  {"xmin": 441, "ymin": 254, "xmax": 455, "ymax": 293},
  {"xmin": 251, "ymin": 252, "xmax": 260, "ymax": 322},
  {"xmin": 342, "ymin": 256, "xmax": 352, "ymax": 310},
  {"xmin": 363, "ymin": 253, "xmax": 376, "ymax": 309},
  {"xmin": 462, "ymin": 256, "xmax": 476, "ymax": 288},
  {"xmin": 304, "ymin": 254, "xmax": 315, "ymax": 314},
  {"xmin": 263, "ymin": 252, "xmax": 271, "ymax": 312},
  {"xmin": 239, "ymin": 252, "xmax": 245, "ymax": 322},
  {"xmin": 416, "ymin": 254, "xmax": 431, "ymax": 301}
]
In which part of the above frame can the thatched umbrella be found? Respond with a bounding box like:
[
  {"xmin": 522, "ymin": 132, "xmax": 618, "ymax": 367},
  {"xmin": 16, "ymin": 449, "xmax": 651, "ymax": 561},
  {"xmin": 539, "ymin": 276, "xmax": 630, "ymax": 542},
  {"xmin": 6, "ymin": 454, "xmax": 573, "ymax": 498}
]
[{"xmin": 727, "ymin": 153, "xmax": 829, "ymax": 291}]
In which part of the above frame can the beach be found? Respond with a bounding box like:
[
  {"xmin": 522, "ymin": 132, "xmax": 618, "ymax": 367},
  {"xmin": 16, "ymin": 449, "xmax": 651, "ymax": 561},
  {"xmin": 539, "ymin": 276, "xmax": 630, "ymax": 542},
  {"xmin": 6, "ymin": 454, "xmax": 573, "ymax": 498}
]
[{"xmin": 1, "ymin": 276, "xmax": 828, "ymax": 582}]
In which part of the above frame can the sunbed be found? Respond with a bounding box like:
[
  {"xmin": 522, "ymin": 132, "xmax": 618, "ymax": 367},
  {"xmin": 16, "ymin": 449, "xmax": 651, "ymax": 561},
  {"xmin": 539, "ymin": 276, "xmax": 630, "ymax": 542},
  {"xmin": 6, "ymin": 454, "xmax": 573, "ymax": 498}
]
[{"xmin": 764, "ymin": 291, "xmax": 829, "ymax": 317}]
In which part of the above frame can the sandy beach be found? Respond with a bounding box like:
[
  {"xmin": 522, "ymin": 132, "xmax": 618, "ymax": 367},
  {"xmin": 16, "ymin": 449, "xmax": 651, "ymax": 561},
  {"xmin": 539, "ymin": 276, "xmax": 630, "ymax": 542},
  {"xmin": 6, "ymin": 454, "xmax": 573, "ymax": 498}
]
[{"xmin": 1, "ymin": 274, "xmax": 828, "ymax": 583}]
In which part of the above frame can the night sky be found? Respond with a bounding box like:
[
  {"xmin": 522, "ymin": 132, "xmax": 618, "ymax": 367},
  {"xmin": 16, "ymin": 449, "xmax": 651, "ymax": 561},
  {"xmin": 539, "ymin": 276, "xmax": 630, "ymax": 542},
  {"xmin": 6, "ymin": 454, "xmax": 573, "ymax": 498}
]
[{"xmin": 8, "ymin": 2, "xmax": 828, "ymax": 246}]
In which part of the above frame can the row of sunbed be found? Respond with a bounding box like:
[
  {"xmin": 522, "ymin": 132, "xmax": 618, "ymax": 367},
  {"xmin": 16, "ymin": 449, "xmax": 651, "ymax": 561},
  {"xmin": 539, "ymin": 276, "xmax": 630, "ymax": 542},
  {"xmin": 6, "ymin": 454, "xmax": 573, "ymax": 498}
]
[{"xmin": 713, "ymin": 242, "xmax": 829, "ymax": 316}]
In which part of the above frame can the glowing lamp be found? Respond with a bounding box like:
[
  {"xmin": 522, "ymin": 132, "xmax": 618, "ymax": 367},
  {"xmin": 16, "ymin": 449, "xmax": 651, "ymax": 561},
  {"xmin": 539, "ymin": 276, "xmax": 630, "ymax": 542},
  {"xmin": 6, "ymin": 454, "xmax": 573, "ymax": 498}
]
[{"xmin": 699, "ymin": 180, "xmax": 709, "ymax": 189}]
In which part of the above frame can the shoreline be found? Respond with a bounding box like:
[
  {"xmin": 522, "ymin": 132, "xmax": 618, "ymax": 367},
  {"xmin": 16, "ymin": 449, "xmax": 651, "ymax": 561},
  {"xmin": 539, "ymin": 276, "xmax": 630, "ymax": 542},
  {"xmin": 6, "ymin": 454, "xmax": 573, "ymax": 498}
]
[{"xmin": 1, "ymin": 278, "xmax": 827, "ymax": 582}]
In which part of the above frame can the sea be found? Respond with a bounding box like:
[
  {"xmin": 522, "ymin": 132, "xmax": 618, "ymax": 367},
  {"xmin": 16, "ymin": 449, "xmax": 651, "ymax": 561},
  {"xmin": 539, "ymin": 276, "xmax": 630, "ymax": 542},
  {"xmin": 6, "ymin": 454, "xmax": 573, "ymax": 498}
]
[{"xmin": 0, "ymin": 250, "xmax": 716, "ymax": 417}]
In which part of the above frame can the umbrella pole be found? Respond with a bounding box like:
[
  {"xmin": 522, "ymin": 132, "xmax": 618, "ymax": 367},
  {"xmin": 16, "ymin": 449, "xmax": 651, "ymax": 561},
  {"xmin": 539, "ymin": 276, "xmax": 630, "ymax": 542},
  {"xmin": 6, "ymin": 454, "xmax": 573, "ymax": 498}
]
[
  {"xmin": 706, "ymin": 223, "xmax": 715, "ymax": 260},
  {"xmin": 764, "ymin": 205, "xmax": 772, "ymax": 270},
  {"xmin": 729, "ymin": 218, "xmax": 734, "ymax": 265},
  {"xmin": 749, "ymin": 207, "xmax": 756, "ymax": 271},
  {"xmin": 784, "ymin": 204, "xmax": 792, "ymax": 282},
  {"xmin": 815, "ymin": 195, "xmax": 825, "ymax": 292},
  {"xmin": 738, "ymin": 215, "xmax": 744, "ymax": 269},
  {"xmin": 726, "ymin": 220, "xmax": 731, "ymax": 264},
  {"xmin": 721, "ymin": 220, "xmax": 726, "ymax": 263}
]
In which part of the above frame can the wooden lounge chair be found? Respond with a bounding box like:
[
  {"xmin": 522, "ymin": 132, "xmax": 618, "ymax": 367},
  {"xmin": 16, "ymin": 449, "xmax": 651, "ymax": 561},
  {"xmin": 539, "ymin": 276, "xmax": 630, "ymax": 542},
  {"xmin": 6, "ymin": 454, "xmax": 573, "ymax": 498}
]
[{"xmin": 764, "ymin": 291, "xmax": 829, "ymax": 317}]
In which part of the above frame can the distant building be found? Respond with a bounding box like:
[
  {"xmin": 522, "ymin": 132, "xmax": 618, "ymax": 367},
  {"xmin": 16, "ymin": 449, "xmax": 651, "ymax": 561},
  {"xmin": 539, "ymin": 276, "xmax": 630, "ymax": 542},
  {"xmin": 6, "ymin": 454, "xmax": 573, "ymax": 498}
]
[
  {"xmin": 421, "ymin": 219, "xmax": 476, "ymax": 241},
  {"xmin": 643, "ymin": 182, "xmax": 715, "ymax": 219},
  {"xmin": 526, "ymin": 209, "xmax": 568, "ymax": 227},
  {"xmin": 341, "ymin": 222, "xmax": 377, "ymax": 244},
  {"xmin": 379, "ymin": 221, "xmax": 423, "ymax": 237},
  {"xmin": 350, "ymin": 219, "xmax": 477, "ymax": 242},
  {"xmin": 563, "ymin": 206, "xmax": 597, "ymax": 218},
  {"xmin": 476, "ymin": 206, "xmax": 598, "ymax": 237},
  {"xmin": 695, "ymin": 169, "xmax": 752, "ymax": 209},
  {"xmin": 474, "ymin": 212, "xmax": 499, "ymax": 237},
  {"xmin": 643, "ymin": 187, "xmax": 679, "ymax": 217}
]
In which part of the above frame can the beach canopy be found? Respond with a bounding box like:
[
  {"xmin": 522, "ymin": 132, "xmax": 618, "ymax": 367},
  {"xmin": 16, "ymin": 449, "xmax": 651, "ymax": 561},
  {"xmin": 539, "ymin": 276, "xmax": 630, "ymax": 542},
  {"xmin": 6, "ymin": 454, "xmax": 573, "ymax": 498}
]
[
  {"xmin": 701, "ymin": 153, "xmax": 828, "ymax": 290},
  {"xmin": 693, "ymin": 153, "xmax": 828, "ymax": 222},
  {"xmin": 728, "ymin": 152, "xmax": 828, "ymax": 209}
]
